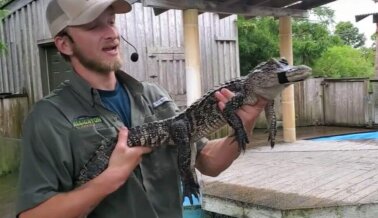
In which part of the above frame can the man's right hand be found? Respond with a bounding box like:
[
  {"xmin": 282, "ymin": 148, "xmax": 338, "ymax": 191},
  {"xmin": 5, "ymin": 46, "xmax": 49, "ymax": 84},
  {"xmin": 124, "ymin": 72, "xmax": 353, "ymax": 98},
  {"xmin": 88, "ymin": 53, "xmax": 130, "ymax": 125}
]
[{"xmin": 105, "ymin": 127, "xmax": 152, "ymax": 188}]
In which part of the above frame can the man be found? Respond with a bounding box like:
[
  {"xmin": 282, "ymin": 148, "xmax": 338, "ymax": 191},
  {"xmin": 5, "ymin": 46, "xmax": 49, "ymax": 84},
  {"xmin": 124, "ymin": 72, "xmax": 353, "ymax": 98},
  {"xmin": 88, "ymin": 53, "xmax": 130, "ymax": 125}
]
[{"xmin": 16, "ymin": 0, "xmax": 267, "ymax": 217}]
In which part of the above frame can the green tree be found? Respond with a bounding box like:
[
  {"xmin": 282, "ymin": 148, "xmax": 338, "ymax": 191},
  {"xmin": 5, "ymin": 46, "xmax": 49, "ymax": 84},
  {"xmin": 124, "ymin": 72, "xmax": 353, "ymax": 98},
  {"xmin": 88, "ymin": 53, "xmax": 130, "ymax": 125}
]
[
  {"xmin": 292, "ymin": 20, "xmax": 342, "ymax": 66},
  {"xmin": 292, "ymin": 6, "xmax": 342, "ymax": 66},
  {"xmin": 237, "ymin": 16, "xmax": 279, "ymax": 75},
  {"xmin": 313, "ymin": 46, "xmax": 374, "ymax": 78},
  {"xmin": 237, "ymin": 6, "xmax": 343, "ymax": 74},
  {"xmin": 335, "ymin": 21, "xmax": 366, "ymax": 48}
]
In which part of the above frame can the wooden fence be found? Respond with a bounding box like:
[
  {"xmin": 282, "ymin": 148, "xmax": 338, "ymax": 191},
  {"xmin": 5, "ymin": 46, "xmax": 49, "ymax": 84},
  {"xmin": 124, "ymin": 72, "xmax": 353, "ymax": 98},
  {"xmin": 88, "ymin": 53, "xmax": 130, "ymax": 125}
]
[
  {"xmin": 322, "ymin": 78, "xmax": 370, "ymax": 127},
  {"xmin": 254, "ymin": 77, "xmax": 376, "ymax": 129},
  {"xmin": 0, "ymin": 94, "xmax": 28, "ymax": 175},
  {"xmin": 0, "ymin": 94, "xmax": 28, "ymax": 138}
]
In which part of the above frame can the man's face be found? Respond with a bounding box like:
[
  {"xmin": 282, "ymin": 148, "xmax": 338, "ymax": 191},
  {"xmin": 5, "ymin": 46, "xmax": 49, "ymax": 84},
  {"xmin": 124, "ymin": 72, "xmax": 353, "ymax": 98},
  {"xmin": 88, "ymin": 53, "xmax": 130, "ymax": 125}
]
[{"xmin": 67, "ymin": 8, "xmax": 123, "ymax": 74}]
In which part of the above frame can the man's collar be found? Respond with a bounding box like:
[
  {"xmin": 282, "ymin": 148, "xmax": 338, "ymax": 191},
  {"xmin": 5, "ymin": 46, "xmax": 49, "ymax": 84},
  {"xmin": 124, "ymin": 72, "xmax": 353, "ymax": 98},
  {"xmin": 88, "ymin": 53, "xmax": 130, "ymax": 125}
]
[
  {"xmin": 69, "ymin": 70, "xmax": 143, "ymax": 106},
  {"xmin": 115, "ymin": 70, "xmax": 143, "ymax": 96}
]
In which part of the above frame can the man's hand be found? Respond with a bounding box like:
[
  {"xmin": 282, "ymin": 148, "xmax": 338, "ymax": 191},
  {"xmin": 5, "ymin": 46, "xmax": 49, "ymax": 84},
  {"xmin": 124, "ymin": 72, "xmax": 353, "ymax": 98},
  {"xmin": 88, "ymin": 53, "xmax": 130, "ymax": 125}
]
[
  {"xmin": 196, "ymin": 88, "xmax": 268, "ymax": 177},
  {"xmin": 105, "ymin": 127, "xmax": 152, "ymax": 188},
  {"xmin": 214, "ymin": 88, "xmax": 268, "ymax": 133}
]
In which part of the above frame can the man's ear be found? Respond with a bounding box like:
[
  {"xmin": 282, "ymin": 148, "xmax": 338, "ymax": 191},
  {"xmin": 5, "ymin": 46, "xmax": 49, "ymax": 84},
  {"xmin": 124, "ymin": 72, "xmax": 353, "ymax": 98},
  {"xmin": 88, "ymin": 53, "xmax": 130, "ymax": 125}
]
[{"xmin": 54, "ymin": 35, "xmax": 73, "ymax": 56}]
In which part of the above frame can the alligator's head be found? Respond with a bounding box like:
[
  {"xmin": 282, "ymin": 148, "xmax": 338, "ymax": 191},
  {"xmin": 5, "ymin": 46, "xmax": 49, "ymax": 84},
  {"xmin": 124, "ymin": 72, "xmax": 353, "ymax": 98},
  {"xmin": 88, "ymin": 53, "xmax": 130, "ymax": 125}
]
[{"xmin": 246, "ymin": 58, "xmax": 312, "ymax": 100}]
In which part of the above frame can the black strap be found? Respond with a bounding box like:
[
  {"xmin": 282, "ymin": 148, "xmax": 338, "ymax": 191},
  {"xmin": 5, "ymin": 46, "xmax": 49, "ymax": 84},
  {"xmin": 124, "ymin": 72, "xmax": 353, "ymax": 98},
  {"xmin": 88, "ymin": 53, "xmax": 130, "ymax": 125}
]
[{"xmin": 277, "ymin": 72, "xmax": 289, "ymax": 84}]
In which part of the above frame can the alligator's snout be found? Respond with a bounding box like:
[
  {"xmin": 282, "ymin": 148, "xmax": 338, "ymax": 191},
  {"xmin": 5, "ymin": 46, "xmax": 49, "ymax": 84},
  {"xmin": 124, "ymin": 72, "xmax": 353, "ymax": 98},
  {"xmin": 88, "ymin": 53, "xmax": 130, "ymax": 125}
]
[{"xmin": 284, "ymin": 65, "xmax": 312, "ymax": 83}]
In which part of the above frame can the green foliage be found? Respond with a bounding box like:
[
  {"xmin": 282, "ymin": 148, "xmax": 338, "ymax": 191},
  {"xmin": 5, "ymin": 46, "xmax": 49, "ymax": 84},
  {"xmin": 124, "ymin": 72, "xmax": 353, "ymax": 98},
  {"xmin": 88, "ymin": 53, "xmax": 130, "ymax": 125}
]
[
  {"xmin": 0, "ymin": 0, "xmax": 12, "ymax": 7},
  {"xmin": 237, "ymin": 16, "xmax": 279, "ymax": 75},
  {"xmin": 0, "ymin": 6, "xmax": 8, "ymax": 53},
  {"xmin": 237, "ymin": 6, "xmax": 372, "ymax": 79},
  {"xmin": 313, "ymin": 46, "xmax": 374, "ymax": 78},
  {"xmin": 291, "ymin": 6, "xmax": 342, "ymax": 66},
  {"xmin": 292, "ymin": 19, "xmax": 342, "ymax": 66},
  {"xmin": 335, "ymin": 21, "xmax": 366, "ymax": 48}
]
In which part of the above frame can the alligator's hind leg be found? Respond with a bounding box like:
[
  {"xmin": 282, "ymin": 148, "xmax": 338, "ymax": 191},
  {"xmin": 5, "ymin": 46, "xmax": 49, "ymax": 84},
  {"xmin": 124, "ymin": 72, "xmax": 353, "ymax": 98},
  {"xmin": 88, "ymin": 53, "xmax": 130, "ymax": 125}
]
[
  {"xmin": 170, "ymin": 119, "xmax": 199, "ymax": 205},
  {"xmin": 223, "ymin": 92, "xmax": 249, "ymax": 151}
]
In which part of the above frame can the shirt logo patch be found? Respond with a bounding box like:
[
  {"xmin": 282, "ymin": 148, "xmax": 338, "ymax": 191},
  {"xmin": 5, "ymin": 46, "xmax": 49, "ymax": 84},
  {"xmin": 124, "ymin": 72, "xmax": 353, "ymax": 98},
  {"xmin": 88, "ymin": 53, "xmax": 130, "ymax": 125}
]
[
  {"xmin": 72, "ymin": 116, "xmax": 103, "ymax": 128},
  {"xmin": 153, "ymin": 96, "xmax": 171, "ymax": 108}
]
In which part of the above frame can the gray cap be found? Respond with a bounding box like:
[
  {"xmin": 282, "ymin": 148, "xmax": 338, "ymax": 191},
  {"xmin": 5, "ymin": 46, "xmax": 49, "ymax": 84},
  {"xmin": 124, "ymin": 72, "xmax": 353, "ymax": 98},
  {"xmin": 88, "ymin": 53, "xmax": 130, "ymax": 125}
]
[{"xmin": 46, "ymin": 0, "xmax": 131, "ymax": 37}]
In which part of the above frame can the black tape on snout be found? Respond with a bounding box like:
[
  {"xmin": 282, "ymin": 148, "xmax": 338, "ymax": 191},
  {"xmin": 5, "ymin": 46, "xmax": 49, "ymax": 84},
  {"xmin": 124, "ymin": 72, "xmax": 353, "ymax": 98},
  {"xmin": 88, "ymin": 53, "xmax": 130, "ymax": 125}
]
[{"xmin": 277, "ymin": 72, "xmax": 289, "ymax": 84}]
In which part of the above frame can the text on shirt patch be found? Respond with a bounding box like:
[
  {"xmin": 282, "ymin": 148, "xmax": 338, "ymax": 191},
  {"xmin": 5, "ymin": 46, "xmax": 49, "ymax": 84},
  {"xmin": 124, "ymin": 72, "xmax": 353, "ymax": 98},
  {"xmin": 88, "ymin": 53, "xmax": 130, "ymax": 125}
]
[
  {"xmin": 152, "ymin": 96, "xmax": 170, "ymax": 108},
  {"xmin": 72, "ymin": 116, "xmax": 103, "ymax": 128}
]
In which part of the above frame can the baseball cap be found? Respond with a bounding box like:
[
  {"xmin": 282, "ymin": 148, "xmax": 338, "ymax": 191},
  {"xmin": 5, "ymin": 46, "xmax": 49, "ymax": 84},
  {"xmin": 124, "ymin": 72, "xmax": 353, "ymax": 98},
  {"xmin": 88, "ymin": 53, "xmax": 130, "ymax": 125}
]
[{"xmin": 46, "ymin": 0, "xmax": 131, "ymax": 37}]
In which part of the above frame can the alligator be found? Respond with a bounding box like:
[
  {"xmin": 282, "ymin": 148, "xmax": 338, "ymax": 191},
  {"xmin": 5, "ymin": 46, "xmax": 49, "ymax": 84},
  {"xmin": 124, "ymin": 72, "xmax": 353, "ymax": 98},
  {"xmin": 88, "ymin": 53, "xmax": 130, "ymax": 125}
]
[{"xmin": 75, "ymin": 58, "xmax": 312, "ymax": 204}]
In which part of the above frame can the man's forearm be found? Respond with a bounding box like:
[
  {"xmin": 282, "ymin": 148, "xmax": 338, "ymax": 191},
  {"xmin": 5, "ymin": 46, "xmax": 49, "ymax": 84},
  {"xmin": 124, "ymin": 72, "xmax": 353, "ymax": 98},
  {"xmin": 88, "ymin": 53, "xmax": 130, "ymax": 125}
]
[
  {"xmin": 196, "ymin": 135, "xmax": 241, "ymax": 177},
  {"xmin": 19, "ymin": 168, "xmax": 128, "ymax": 218}
]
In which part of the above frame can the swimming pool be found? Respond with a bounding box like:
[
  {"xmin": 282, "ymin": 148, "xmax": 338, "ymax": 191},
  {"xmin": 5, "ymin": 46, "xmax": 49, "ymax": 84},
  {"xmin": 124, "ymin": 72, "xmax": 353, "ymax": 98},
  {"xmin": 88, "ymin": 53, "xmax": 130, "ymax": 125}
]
[{"xmin": 309, "ymin": 131, "xmax": 378, "ymax": 141}]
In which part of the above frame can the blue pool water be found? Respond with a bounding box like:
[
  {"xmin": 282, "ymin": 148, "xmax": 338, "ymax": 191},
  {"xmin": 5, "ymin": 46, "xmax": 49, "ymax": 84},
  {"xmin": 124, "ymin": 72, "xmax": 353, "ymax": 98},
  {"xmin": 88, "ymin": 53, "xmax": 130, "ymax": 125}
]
[
  {"xmin": 310, "ymin": 131, "xmax": 378, "ymax": 141},
  {"xmin": 183, "ymin": 195, "xmax": 203, "ymax": 218}
]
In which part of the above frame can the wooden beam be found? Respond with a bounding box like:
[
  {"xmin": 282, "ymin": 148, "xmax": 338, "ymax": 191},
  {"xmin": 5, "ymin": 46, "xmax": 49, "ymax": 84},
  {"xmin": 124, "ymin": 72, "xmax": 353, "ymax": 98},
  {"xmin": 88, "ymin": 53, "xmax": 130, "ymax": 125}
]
[
  {"xmin": 153, "ymin": 8, "xmax": 169, "ymax": 16},
  {"xmin": 289, "ymin": 0, "xmax": 336, "ymax": 10},
  {"xmin": 142, "ymin": 0, "xmax": 308, "ymax": 17}
]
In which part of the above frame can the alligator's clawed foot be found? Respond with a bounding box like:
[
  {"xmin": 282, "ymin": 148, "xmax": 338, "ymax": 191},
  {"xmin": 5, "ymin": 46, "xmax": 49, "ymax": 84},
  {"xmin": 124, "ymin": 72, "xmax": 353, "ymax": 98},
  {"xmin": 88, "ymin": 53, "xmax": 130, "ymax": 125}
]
[
  {"xmin": 183, "ymin": 182, "xmax": 200, "ymax": 205},
  {"xmin": 235, "ymin": 128, "xmax": 249, "ymax": 152},
  {"xmin": 268, "ymin": 133, "xmax": 275, "ymax": 148}
]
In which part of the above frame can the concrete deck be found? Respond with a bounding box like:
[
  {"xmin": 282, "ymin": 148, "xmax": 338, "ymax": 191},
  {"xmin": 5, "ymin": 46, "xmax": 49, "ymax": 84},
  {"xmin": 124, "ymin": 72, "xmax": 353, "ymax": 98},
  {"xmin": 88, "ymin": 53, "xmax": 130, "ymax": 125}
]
[{"xmin": 201, "ymin": 138, "xmax": 378, "ymax": 218}]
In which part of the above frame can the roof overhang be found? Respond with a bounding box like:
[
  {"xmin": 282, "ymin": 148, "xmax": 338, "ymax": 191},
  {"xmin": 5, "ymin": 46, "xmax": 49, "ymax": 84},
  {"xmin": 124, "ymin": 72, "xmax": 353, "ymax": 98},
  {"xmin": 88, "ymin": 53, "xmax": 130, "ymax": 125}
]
[
  {"xmin": 355, "ymin": 12, "xmax": 378, "ymax": 23},
  {"xmin": 136, "ymin": 0, "xmax": 338, "ymax": 18}
]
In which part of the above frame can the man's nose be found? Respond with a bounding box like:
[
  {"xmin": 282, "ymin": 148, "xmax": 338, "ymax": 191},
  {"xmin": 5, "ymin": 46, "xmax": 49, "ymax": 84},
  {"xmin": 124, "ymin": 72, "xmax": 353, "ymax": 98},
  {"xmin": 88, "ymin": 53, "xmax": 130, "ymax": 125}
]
[{"xmin": 104, "ymin": 25, "xmax": 119, "ymax": 40}]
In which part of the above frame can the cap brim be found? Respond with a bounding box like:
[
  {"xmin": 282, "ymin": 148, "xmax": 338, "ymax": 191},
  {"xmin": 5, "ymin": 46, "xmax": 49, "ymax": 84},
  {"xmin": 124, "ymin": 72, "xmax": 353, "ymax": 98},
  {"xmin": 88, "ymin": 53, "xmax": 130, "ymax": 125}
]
[{"xmin": 69, "ymin": 0, "xmax": 131, "ymax": 26}]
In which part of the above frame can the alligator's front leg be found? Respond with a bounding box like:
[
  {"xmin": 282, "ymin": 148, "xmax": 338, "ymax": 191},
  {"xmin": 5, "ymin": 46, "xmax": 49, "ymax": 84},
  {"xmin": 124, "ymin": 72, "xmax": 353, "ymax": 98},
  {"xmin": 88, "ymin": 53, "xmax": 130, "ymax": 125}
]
[
  {"xmin": 222, "ymin": 92, "xmax": 249, "ymax": 151},
  {"xmin": 170, "ymin": 119, "xmax": 199, "ymax": 204},
  {"xmin": 265, "ymin": 101, "xmax": 277, "ymax": 148}
]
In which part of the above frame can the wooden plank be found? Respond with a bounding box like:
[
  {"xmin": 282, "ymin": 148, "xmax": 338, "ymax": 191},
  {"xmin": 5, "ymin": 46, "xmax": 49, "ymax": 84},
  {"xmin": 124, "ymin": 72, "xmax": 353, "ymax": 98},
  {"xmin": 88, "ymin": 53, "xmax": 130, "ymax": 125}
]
[
  {"xmin": 135, "ymin": 3, "xmax": 147, "ymax": 80},
  {"xmin": 159, "ymin": 12, "xmax": 169, "ymax": 47},
  {"xmin": 142, "ymin": 0, "xmax": 308, "ymax": 17},
  {"xmin": 168, "ymin": 10, "xmax": 176, "ymax": 47},
  {"xmin": 175, "ymin": 10, "xmax": 182, "ymax": 48},
  {"xmin": 14, "ymin": 10, "xmax": 21, "ymax": 93},
  {"xmin": 20, "ymin": 7, "xmax": 29, "ymax": 95},
  {"xmin": 26, "ymin": 3, "xmax": 35, "ymax": 102},
  {"xmin": 4, "ymin": 17, "xmax": 12, "ymax": 93},
  {"xmin": 31, "ymin": 0, "xmax": 43, "ymax": 101},
  {"xmin": 0, "ymin": 18, "xmax": 8, "ymax": 93}
]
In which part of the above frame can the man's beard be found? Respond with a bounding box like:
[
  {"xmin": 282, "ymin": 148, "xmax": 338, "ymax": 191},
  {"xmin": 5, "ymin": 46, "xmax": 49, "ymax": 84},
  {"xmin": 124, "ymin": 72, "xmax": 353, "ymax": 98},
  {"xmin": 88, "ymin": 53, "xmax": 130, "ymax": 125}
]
[{"xmin": 73, "ymin": 45, "xmax": 123, "ymax": 74}]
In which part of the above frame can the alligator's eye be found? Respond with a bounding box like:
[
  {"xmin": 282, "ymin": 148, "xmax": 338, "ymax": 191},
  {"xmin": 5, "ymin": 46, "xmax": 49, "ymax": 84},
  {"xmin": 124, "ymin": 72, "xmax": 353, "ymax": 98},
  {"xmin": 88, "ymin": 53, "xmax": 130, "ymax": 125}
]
[{"xmin": 279, "ymin": 58, "xmax": 288, "ymax": 65}]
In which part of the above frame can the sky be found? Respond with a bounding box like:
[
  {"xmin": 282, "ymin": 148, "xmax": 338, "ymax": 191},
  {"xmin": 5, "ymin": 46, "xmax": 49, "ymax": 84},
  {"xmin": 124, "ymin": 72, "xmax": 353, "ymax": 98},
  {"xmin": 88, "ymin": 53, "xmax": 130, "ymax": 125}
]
[{"xmin": 325, "ymin": 0, "xmax": 378, "ymax": 47}]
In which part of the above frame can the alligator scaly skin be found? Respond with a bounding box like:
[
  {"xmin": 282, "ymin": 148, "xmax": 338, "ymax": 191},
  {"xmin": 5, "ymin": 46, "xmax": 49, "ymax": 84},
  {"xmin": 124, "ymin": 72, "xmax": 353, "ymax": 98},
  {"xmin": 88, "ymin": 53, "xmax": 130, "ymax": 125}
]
[{"xmin": 76, "ymin": 58, "xmax": 312, "ymax": 204}]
